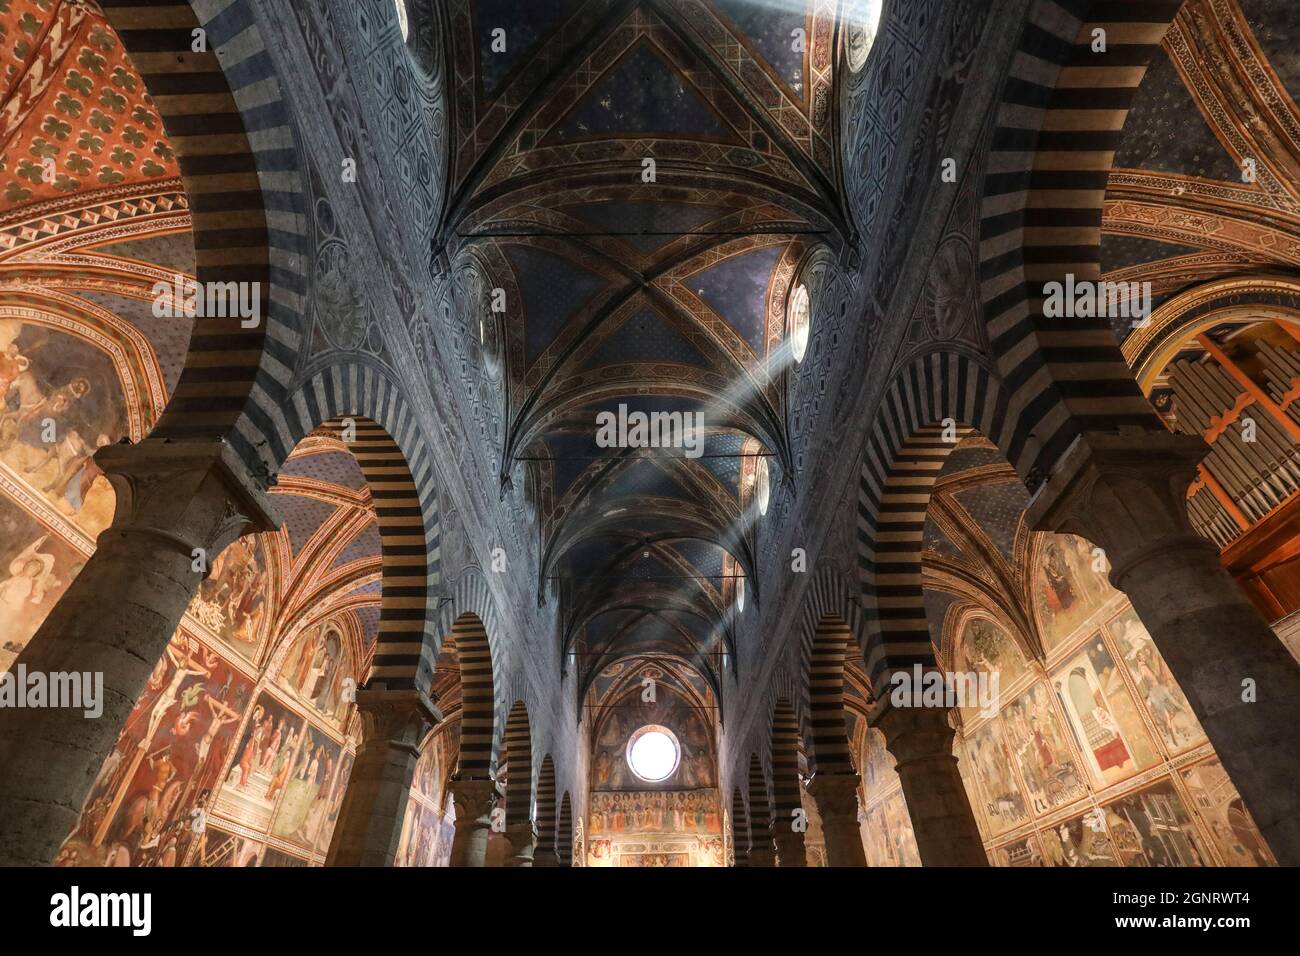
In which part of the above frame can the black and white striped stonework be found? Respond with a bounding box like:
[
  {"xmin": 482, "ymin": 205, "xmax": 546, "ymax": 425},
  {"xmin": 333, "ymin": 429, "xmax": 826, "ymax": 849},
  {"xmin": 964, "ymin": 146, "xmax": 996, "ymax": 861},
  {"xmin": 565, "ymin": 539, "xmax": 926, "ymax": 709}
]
[
  {"xmin": 101, "ymin": 0, "xmax": 307, "ymax": 473},
  {"xmin": 275, "ymin": 365, "xmax": 442, "ymax": 695},
  {"xmin": 769, "ymin": 699, "xmax": 803, "ymax": 826},
  {"xmin": 979, "ymin": 0, "xmax": 1181, "ymax": 474},
  {"xmin": 746, "ymin": 752, "xmax": 772, "ymax": 844},
  {"xmin": 446, "ymin": 614, "xmax": 496, "ymax": 780},
  {"xmin": 805, "ymin": 615, "xmax": 857, "ymax": 777},
  {"xmin": 440, "ymin": 573, "xmax": 510, "ymax": 776},
  {"xmin": 730, "ymin": 786, "xmax": 751, "ymax": 866},
  {"xmin": 857, "ymin": 353, "xmax": 1011, "ymax": 695},
  {"xmin": 502, "ymin": 701, "xmax": 533, "ymax": 827},
  {"xmin": 535, "ymin": 755, "xmax": 558, "ymax": 860}
]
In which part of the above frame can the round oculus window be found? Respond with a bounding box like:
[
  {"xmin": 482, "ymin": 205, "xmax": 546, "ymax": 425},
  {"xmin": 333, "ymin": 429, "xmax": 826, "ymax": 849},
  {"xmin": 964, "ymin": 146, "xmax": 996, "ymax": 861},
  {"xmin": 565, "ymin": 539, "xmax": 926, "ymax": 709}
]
[{"xmin": 626, "ymin": 725, "xmax": 681, "ymax": 783}]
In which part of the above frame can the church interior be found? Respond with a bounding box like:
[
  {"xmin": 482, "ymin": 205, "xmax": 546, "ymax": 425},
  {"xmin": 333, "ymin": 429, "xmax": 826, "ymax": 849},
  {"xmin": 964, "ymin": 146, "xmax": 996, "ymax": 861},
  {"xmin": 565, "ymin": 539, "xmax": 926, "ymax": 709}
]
[{"xmin": 1, "ymin": 0, "xmax": 1299, "ymax": 877}]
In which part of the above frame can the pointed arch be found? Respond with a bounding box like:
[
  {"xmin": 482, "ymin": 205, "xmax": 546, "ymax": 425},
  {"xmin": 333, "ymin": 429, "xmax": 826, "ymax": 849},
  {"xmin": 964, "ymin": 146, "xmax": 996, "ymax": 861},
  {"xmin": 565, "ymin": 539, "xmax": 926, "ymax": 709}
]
[
  {"xmin": 445, "ymin": 613, "xmax": 496, "ymax": 781},
  {"xmin": 770, "ymin": 699, "xmax": 803, "ymax": 827},
  {"xmin": 806, "ymin": 614, "xmax": 856, "ymax": 777}
]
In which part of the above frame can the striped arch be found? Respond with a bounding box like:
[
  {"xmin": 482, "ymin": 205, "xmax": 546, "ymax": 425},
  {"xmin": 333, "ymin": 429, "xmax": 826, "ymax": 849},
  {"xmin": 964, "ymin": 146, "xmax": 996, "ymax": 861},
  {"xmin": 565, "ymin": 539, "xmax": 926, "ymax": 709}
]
[
  {"xmin": 747, "ymin": 753, "xmax": 772, "ymax": 845},
  {"xmin": 857, "ymin": 352, "xmax": 1014, "ymax": 694},
  {"xmin": 793, "ymin": 565, "xmax": 867, "ymax": 775},
  {"xmin": 501, "ymin": 701, "xmax": 533, "ymax": 826},
  {"xmin": 978, "ymin": 0, "xmax": 1181, "ymax": 477},
  {"xmin": 806, "ymin": 615, "xmax": 856, "ymax": 777},
  {"xmin": 730, "ymin": 786, "xmax": 750, "ymax": 867},
  {"xmin": 101, "ymin": 0, "xmax": 307, "ymax": 473},
  {"xmin": 769, "ymin": 699, "xmax": 803, "ymax": 826},
  {"xmin": 437, "ymin": 570, "xmax": 508, "ymax": 776},
  {"xmin": 277, "ymin": 365, "xmax": 442, "ymax": 695},
  {"xmin": 535, "ymin": 755, "xmax": 558, "ymax": 861},
  {"xmin": 556, "ymin": 792, "xmax": 574, "ymax": 868},
  {"xmin": 446, "ymin": 614, "xmax": 496, "ymax": 781}
]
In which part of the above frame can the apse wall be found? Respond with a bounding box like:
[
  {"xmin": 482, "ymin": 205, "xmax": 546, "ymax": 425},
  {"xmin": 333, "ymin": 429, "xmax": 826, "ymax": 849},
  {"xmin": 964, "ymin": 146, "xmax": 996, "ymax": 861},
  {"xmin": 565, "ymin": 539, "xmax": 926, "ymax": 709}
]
[{"xmin": 585, "ymin": 684, "xmax": 724, "ymax": 867}]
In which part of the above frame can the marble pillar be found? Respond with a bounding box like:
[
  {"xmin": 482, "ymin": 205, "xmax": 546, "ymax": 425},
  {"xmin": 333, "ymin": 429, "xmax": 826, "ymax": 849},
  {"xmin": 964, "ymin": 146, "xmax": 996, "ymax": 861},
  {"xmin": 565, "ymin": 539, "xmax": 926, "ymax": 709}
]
[
  {"xmin": 806, "ymin": 772, "xmax": 868, "ymax": 866},
  {"xmin": 326, "ymin": 689, "xmax": 440, "ymax": 866},
  {"xmin": 872, "ymin": 704, "xmax": 988, "ymax": 866}
]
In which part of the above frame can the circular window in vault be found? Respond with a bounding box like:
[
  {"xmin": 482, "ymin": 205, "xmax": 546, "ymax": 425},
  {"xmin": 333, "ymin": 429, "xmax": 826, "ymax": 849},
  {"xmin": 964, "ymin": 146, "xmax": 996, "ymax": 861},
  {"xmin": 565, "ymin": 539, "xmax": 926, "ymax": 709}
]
[
  {"xmin": 754, "ymin": 454, "xmax": 771, "ymax": 516},
  {"xmin": 394, "ymin": 0, "xmax": 410, "ymax": 42},
  {"xmin": 626, "ymin": 725, "xmax": 681, "ymax": 783},
  {"xmin": 845, "ymin": 0, "xmax": 884, "ymax": 73},
  {"xmin": 788, "ymin": 282, "xmax": 811, "ymax": 364}
]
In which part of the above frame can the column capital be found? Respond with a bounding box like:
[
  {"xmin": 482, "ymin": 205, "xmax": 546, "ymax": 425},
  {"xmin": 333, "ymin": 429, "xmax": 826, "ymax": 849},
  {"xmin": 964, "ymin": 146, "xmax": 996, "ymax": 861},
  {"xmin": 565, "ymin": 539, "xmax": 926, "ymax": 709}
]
[
  {"xmin": 504, "ymin": 821, "xmax": 538, "ymax": 866},
  {"xmin": 354, "ymin": 688, "xmax": 441, "ymax": 755},
  {"xmin": 1024, "ymin": 428, "xmax": 1216, "ymax": 586},
  {"xmin": 96, "ymin": 438, "xmax": 279, "ymax": 559},
  {"xmin": 449, "ymin": 777, "xmax": 501, "ymax": 819},
  {"xmin": 806, "ymin": 772, "xmax": 863, "ymax": 820},
  {"xmin": 868, "ymin": 701, "xmax": 956, "ymax": 766}
]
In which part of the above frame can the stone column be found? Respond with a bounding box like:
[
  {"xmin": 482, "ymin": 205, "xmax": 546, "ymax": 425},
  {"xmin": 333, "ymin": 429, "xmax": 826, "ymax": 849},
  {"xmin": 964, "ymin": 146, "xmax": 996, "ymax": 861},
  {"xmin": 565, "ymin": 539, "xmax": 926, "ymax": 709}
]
[
  {"xmin": 770, "ymin": 819, "xmax": 808, "ymax": 867},
  {"xmin": 806, "ymin": 772, "xmax": 868, "ymax": 866},
  {"xmin": 872, "ymin": 704, "xmax": 988, "ymax": 866},
  {"xmin": 731, "ymin": 834, "xmax": 750, "ymax": 868},
  {"xmin": 1028, "ymin": 429, "xmax": 1300, "ymax": 866},
  {"xmin": 326, "ymin": 689, "xmax": 440, "ymax": 866},
  {"xmin": 0, "ymin": 439, "xmax": 277, "ymax": 867},
  {"xmin": 532, "ymin": 845, "xmax": 560, "ymax": 867},
  {"xmin": 504, "ymin": 821, "xmax": 537, "ymax": 866},
  {"xmin": 448, "ymin": 778, "xmax": 499, "ymax": 867},
  {"xmin": 747, "ymin": 838, "xmax": 776, "ymax": 867}
]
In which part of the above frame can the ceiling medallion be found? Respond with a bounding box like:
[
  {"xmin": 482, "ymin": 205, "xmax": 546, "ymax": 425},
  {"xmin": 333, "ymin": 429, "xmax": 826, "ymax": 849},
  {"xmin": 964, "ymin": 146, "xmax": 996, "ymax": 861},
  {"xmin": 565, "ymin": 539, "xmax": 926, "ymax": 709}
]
[{"xmin": 313, "ymin": 242, "xmax": 368, "ymax": 350}]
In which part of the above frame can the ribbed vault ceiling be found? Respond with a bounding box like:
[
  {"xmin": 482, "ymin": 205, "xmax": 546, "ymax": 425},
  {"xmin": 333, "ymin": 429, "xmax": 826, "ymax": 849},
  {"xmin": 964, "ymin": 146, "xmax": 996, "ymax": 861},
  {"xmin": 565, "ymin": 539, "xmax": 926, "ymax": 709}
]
[{"xmin": 440, "ymin": 0, "xmax": 851, "ymax": 692}]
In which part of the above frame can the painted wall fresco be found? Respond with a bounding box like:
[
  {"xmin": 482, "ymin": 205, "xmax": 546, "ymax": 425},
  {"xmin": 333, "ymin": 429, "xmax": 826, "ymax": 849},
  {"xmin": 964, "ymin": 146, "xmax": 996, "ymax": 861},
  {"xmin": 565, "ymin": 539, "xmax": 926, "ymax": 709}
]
[
  {"xmin": 189, "ymin": 535, "xmax": 272, "ymax": 662},
  {"xmin": 0, "ymin": 499, "xmax": 82, "ymax": 670},
  {"xmin": 0, "ymin": 320, "xmax": 125, "ymax": 538},
  {"xmin": 859, "ymin": 532, "xmax": 1277, "ymax": 866},
  {"xmin": 57, "ymin": 603, "xmax": 365, "ymax": 868},
  {"xmin": 1032, "ymin": 534, "xmax": 1116, "ymax": 652},
  {"xmin": 56, "ymin": 631, "xmax": 253, "ymax": 867},
  {"xmin": 587, "ymin": 687, "xmax": 722, "ymax": 866},
  {"xmin": 395, "ymin": 723, "xmax": 459, "ymax": 868},
  {"xmin": 0, "ymin": 319, "xmax": 134, "ymax": 669},
  {"xmin": 950, "ymin": 615, "xmax": 1029, "ymax": 722}
]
